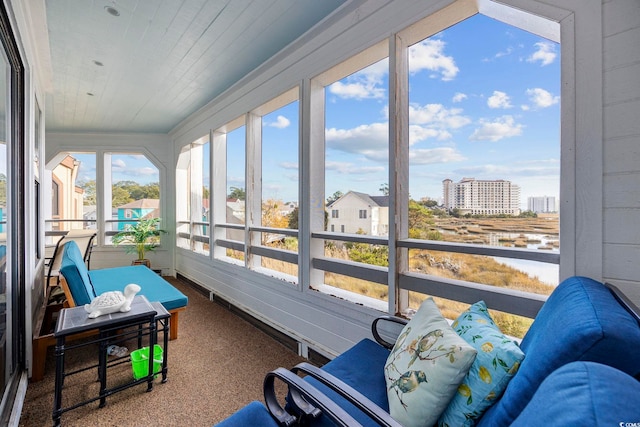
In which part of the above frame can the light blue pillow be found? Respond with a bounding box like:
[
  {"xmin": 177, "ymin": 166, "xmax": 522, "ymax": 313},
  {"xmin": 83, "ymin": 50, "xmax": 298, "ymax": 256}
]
[
  {"xmin": 385, "ymin": 298, "xmax": 477, "ymax": 427},
  {"xmin": 60, "ymin": 240, "xmax": 96, "ymax": 306},
  {"xmin": 438, "ymin": 301, "xmax": 525, "ymax": 427}
]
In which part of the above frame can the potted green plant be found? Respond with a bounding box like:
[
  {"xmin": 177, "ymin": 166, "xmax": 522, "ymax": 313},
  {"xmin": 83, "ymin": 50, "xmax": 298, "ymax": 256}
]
[{"xmin": 112, "ymin": 216, "xmax": 167, "ymax": 268}]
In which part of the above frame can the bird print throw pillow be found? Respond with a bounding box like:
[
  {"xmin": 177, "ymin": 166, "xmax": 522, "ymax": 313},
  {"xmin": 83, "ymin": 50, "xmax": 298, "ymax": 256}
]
[
  {"xmin": 438, "ymin": 301, "xmax": 525, "ymax": 427},
  {"xmin": 385, "ymin": 298, "xmax": 477, "ymax": 427}
]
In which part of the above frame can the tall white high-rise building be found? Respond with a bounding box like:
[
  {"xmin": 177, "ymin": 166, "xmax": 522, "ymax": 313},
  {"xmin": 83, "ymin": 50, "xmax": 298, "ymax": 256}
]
[
  {"xmin": 442, "ymin": 178, "xmax": 521, "ymax": 216},
  {"xmin": 528, "ymin": 196, "xmax": 557, "ymax": 213}
]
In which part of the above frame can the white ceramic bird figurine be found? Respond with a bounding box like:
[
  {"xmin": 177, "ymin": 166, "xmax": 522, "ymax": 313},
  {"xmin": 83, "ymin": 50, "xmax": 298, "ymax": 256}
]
[{"xmin": 84, "ymin": 283, "xmax": 142, "ymax": 318}]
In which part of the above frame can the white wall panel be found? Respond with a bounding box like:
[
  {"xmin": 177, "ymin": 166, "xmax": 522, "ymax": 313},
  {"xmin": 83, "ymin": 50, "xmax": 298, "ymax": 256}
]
[
  {"xmin": 604, "ymin": 136, "xmax": 640, "ymax": 174},
  {"xmin": 604, "ymin": 208, "xmax": 640, "ymax": 244},
  {"xmin": 604, "ymin": 173, "xmax": 640, "ymax": 209},
  {"xmin": 604, "ymin": 62, "xmax": 640, "ymax": 106},
  {"xmin": 603, "ymin": 244, "xmax": 640, "ymax": 283},
  {"xmin": 603, "ymin": 0, "xmax": 640, "ymax": 38},
  {"xmin": 604, "ymin": 100, "xmax": 640, "ymax": 141},
  {"xmin": 603, "ymin": 26, "xmax": 640, "ymax": 69}
]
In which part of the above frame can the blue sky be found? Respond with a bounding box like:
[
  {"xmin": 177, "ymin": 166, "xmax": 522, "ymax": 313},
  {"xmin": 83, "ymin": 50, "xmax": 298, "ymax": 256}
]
[
  {"xmin": 226, "ymin": 13, "xmax": 560, "ymax": 207},
  {"xmin": 73, "ymin": 13, "xmax": 560, "ymax": 209},
  {"xmin": 74, "ymin": 153, "xmax": 159, "ymax": 185},
  {"xmin": 322, "ymin": 13, "xmax": 560, "ymax": 207}
]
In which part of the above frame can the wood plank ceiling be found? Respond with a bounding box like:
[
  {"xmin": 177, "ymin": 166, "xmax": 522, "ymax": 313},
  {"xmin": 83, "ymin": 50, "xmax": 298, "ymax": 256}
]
[{"xmin": 44, "ymin": 0, "xmax": 346, "ymax": 133}]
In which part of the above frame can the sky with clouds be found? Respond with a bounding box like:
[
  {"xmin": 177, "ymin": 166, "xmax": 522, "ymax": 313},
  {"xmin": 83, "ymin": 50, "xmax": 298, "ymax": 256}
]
[
  {"xmin": 72, "ymin": 13, "xmax": 560, "ymax": 210},
  {"xmin": 320, "ymin": 13, "xmax": 560, "ymax": 207},
  {"xmin": 238, "ymin": 13, "xmax": 561, "ymax": 207},
  {"xmin": 73, "ymin": 153, "xmax": 159, "ymax": 186}
]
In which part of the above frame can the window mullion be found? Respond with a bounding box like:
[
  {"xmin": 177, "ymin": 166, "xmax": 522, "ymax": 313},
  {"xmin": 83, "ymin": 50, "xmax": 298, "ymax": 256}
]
[
  {"xmin": 246, "ymin": 112, "xmax": 262, "ymax": 269},
  {"xmin": 212, "ymin": 131, "xmax": 227, "ymax": 259},
  {"xmin": 388, "ymin": 32, "xmax": 410, "ymax": 316}
]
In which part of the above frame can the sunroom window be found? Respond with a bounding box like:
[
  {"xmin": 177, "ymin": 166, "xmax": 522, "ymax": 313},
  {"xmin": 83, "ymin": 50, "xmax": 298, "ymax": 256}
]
[
  {"xmin": 105, "ymin": 153, "xmax": 161, "ymax": 244},
  {"xmin": 47, "ymin": 152, "xmax": 96, "ymax": 244},
  {"xmin": 212, "ymin": 116, "xmax": 246, "ymax": 263},
  {"xmin": 397, "ymin": 4, "xmax": 561, "ymax": 336},
  {"xmin": 303, "ymin": 2, "xmax": 561, "ymax": 335},
  {"xmin": 176, "ymin": 135, "xmax": 210, "ymax": 255},
  {"xmin": 252, "ymin": 88, "xmax": 300, "ymax": 281},
  {"xmin": 312, "ymin": 40, "xmax": 391, "ymax": 305}
]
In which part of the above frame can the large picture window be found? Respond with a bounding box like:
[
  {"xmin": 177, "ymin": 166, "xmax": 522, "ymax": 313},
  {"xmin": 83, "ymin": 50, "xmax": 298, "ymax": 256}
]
[{"xmin": 399, "ymin": 11, "xmax": 560, "ymax": 332}]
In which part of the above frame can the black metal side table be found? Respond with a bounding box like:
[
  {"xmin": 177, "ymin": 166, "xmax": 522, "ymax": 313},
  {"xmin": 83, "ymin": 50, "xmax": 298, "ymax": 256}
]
[{"xmin": 52, "ymin": 295, "xmax": 170, "ymax": 426}]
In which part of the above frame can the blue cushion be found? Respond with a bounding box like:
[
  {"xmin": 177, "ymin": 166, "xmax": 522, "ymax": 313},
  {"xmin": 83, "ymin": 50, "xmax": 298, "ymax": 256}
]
[
  {"xmin": 478, "ymin": 276, "xmax": 640, "ymax": 426},
  {"xmin": 90, "ymin": 265, "xmax": 188, "ymax": 311},
  {"xmin": 439, "ymin": 301, "xmax": 524, "ymax": 426},
  {"xmin": 214, "ymin": 401, "xmax": 279, "ymax": 427},
  {"xmin": 60, "ymin": 240, "xmax": 96, "ymax": 306},
  {"xmin": 302, "ymin": 339, "xmax": 390, "ymax": 427},
  {"xmin": 511, "ymin": 362, "xmax": 640, "ymax": 426}
]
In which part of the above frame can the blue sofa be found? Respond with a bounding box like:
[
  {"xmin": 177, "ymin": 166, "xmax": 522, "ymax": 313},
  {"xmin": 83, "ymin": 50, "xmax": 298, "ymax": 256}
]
[
  {"xmin": 216, "ymin": 276, "xmax": 640, "ymax": 426},
  {"xmin": 32, "ymin": 240, "xmax": 188, "ymax": 381},
  {"xmin": 218, "ymin": 360, "xmax": 640, "ymax": 427}
]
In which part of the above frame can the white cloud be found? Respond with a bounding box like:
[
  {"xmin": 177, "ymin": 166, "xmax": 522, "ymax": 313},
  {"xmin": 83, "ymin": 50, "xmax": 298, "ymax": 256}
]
[
  {"xmin": 267, "ymin": 115, "xmax": 291, "ymax": 129},
  {"xmin": 328, "ymin": 58, "xmax": 388, "ymax": 100},
  {"xmin": 112, "ymin": 159, "xmax": 126, "ymax": 169},
  {"xmin": 487, "ymin": 91, "xmax": 513, "ymax": 109},
  {"xmin": 279, "ymin": 162, "xmax": 298, "ymax": 170},
  {"xmin": 410, "ymin": 147, "xmax": 466, "ymax": 165},
  {"xmin": 409, "ymin": 39, "xmax": 459, "ymax": 81},
  {"xmin": 409, "ymin": 125, "xmax": 452, "ymax": 142},
  {"xmin": 325, "ymin": 161, "xmax": 385, "ymax": 175},
  {"xmin": 409, "ymin": 103, "xmax": 471, "ymax": 129},
  {"xmin": 526, "ymin": 88, "xmax": 559, "ymax": 108},
  {"xmin": 455, "ymin": 159, "xmax": 559, "ymax": 178},
  {"xmin": 494, "ymin": 46, "xmax": 514, "ymax": 59},
  {"xmin": 137, "ymin": 167, "xmax": 158, "ymax": 176},
  {"xmin": 325, "ymin": 104, "xmax": 472, "ymax": 160},
  {"xmin": 326, "ymin": 122, "xmax": 388, "ymax": 161},
  {"xmin": 329, "ymin": 81, "xmax": 385, "ymax": 100},
  {"xmin": 452, "ymin": 92, "xmax": 467, "ymax": 103},
  {"xmin": 527, "ymin": 41, "xmax": 557, "ymax": 66},
  {"xmin": 470, "ymin": 115, "xmax": 523, "ymax": 142}
]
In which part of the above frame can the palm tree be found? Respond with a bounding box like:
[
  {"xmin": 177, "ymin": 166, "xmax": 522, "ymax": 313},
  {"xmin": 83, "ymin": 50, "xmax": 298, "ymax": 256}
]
[{"xmin": 112, "ymin": 216, "xmax": 167, "ymax": 264}]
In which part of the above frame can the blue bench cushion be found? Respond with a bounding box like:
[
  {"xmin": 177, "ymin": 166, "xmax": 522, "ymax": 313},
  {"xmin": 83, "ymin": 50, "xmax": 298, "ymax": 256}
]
[
  {"xmin": 90, "ymin": 265, "xmax": 188, "ymax": 311},
  {"xmin": 302, "ymin": 339, "xmax": 390, "ymax": 427},
  {"xmin": 214, "ymin": 401, "xmax": 279, "ymax": 427},
  {"xmin": 60, "ymin": 241, "xmax": 96, "ymax": 306},
  {"xmin": 511, "ymin": 362, "xmax": 640, "ymax": 426},
  {"xmin": 478, "ymin": 276, "xmax": 640, "ymax": 426}
]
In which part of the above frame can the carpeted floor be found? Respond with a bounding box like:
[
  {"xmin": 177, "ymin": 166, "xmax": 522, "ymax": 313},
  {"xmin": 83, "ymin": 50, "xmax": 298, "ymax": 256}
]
[{"xmin": 20, "ymin": 277, "xmax": 305, "ymax": 426}]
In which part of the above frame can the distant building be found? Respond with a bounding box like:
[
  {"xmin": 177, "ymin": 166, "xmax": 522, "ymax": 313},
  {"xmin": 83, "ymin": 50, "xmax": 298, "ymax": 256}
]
[
  {"xmin": 51, "ymin": 154, "xmax": 85, "ymax": 231},
  {"xmin": 443, "ymin": 178, "xmax": 521, "ymax": 216},
  {"xmin": 117, "ymin": 198, "xmax": 160, "ymax": 230},
  {"xmin": 279, "ymin": 201, "xmax": 298, "ymax": 217},
  {"xmin": 528, "ymin": 196, "xmax": 557, "ymax": 213},
  {"xmin": 326, "ymin": 191, "xmax": 389, "ymax": 236}
]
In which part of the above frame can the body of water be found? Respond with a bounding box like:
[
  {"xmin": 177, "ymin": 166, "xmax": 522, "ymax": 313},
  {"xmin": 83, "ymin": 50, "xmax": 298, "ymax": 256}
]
[{"xmin": 493, "ymin": 256, "xmax": 559, "ymax": 286}]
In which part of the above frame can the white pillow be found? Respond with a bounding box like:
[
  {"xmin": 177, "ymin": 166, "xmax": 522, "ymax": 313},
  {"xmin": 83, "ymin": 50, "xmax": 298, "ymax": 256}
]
[{"xmin": 384, "ymin": 298, "xmax": 477, "ymax": 427}]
